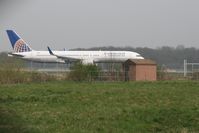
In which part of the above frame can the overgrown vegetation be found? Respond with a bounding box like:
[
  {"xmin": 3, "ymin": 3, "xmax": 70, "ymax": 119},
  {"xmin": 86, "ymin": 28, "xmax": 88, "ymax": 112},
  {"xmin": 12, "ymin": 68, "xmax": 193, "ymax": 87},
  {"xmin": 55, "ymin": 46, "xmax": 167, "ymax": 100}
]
[
  {"xmin": 0, "ymin": 81, "xmax": 198, "ymax": 133},
  {"xmin": 68, "ymin": 62, "xmax": 100, "ymax": 81},
  {"xmin": 0, "ymin": 52, "xmax": 57, "ymax": 84},
  {"xmin": 0, "ymin": 69, "xmax": 57, "ymax": 84}
]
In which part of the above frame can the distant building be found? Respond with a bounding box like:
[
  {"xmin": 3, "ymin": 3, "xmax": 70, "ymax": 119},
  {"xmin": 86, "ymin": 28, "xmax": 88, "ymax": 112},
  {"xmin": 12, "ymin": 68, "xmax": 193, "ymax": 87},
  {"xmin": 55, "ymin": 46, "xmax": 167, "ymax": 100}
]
[{"xmin": 123, "ymin": 59, "xmax": 157, "ymax": 81}]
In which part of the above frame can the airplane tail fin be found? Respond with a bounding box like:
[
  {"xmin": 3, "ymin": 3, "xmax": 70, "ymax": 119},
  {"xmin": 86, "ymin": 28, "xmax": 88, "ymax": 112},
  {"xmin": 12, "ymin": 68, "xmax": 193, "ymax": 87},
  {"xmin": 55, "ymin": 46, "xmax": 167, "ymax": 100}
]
[{"xmin": 6, "ymin": 30, "xmax": 32, "ymax": 53}]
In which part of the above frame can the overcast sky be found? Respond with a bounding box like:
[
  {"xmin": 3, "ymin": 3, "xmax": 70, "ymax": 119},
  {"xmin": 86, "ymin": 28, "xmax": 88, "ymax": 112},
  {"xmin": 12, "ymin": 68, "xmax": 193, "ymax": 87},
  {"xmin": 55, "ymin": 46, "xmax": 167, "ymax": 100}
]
[{"xmin": 1, "ymin": 0, "xmax": 199, "ymax": 51}]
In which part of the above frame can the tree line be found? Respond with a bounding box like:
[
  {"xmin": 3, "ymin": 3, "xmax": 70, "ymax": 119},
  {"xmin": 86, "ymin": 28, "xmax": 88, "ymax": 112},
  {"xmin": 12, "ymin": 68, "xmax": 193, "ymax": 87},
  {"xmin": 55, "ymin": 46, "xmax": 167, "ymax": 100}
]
[{"xmin": 72, "ymin": 45, "xmax": 199, "ymax": 69}]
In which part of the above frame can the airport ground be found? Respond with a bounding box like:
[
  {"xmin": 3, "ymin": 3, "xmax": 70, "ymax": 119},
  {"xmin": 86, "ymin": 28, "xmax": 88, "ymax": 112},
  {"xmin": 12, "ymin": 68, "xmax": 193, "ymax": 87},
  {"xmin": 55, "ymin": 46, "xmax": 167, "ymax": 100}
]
[{"xmin": 0, "ymin": 81, "xmax": 198, "ymax": 133}]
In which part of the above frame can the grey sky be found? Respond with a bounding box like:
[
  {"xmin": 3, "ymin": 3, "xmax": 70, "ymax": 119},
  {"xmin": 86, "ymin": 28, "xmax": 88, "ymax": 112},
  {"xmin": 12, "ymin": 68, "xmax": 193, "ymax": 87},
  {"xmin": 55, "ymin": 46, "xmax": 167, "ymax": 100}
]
[{"xmin": 1, "ymin": 0, "xmax": 199, "ymax": 52}]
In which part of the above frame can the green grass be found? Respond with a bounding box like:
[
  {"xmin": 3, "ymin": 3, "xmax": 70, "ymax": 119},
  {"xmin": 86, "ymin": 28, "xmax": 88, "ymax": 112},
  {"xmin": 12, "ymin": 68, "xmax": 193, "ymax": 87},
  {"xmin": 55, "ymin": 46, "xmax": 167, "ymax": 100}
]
[{"xmin": 0, "ymin": 81, "xmax": 199, "ymax": 133}]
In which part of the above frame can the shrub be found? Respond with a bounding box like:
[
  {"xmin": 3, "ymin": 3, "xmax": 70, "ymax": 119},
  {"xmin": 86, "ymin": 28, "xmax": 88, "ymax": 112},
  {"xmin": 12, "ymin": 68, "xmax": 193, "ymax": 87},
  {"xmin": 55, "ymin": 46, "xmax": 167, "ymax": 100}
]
[{"xmin": 68, "ymin": 62, "xmax": 100, "ymax": 81}]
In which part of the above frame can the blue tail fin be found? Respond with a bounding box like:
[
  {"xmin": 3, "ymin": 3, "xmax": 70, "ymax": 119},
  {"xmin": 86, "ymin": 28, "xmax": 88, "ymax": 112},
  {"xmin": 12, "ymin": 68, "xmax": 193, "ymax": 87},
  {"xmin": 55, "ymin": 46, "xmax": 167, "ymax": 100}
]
[{"xmin": 6, "ymin": 30, "xmax": 32, "ymax": 52}]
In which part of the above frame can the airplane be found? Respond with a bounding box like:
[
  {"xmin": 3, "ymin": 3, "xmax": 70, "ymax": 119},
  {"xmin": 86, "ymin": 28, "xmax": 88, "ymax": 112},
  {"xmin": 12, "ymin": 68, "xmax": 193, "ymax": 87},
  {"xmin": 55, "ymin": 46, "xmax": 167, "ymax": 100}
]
[{"xmin": 6, "ymin": 30, "xmax": 144, "ymax": 64}]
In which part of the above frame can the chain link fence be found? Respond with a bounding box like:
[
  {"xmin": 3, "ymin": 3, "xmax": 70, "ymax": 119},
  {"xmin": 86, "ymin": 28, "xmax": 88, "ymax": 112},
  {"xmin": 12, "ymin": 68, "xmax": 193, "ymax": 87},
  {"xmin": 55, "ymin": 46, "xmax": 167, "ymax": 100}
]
[{"xmin": 24, "ymin": 61, "xmax": 199, "ymax": 81}]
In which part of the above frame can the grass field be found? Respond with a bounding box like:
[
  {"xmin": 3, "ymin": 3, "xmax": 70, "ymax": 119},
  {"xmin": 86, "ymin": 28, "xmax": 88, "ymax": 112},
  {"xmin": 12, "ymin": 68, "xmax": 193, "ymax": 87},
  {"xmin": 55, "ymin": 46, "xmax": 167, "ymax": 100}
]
[{"xmin": 0, "ymin": 81, "xmax": 199, "ymax": 133}]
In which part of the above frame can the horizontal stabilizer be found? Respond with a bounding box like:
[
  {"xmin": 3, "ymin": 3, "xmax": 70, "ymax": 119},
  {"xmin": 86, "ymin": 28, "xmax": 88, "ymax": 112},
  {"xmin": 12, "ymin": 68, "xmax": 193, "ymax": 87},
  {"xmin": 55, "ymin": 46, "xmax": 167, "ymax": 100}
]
[{"xmin": 8, "ymin": 52, "xmax": 24, "ymax": 57}]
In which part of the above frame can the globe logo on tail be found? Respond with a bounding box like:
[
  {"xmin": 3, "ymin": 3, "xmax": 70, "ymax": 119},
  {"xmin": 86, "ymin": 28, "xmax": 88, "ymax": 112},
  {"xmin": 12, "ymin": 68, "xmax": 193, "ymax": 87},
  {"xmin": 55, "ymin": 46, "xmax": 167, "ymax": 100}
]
[{"xmin": 14, "ymin": 39, "xmax": 31, "ymax": 52}]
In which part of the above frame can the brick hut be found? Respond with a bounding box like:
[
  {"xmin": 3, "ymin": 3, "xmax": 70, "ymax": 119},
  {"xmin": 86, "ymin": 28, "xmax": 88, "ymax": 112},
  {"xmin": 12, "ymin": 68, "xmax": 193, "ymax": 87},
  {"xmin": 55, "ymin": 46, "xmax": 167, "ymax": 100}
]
[{"xmin": 123, "ymin": 59, "xmax": 157, "ymax": 81}]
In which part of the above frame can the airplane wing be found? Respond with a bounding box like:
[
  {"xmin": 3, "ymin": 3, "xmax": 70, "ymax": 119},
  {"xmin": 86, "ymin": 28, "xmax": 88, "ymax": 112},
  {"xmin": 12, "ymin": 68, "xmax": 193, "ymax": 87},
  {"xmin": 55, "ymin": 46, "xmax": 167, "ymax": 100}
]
[
  {"xmin": 47, "ymin": 46, "xmax": 80, "ymax": 62},
  {"xmin": 54, "ymin": 55, "xmax": 80, "ymax": 62}
]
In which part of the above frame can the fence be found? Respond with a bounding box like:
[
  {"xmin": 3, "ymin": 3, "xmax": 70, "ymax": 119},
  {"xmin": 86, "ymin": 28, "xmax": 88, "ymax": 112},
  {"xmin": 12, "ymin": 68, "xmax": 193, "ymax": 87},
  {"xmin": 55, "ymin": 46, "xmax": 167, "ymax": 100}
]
[
  {"xmin": 183, "ymin": 59, "xmax": 199, "ymax": 80},
  {"xmin": 24, "ymin": 61, "xmax": 125, "ymax": 81},
  {"xmin": 24, "ymin": 61, "xmax": 199, "ymax": 81}
]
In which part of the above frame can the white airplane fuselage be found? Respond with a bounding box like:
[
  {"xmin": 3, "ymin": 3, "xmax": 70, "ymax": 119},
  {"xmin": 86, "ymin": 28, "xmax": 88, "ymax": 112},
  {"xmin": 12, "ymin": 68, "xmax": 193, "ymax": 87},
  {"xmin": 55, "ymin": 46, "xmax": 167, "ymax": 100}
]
[
  {"xmin": 6, "ymin": 30, "xmax": 144, "ymax": 64},
  {"xmin": 10, "ymin": 50, "xmax": 144, "ymax": 64}
]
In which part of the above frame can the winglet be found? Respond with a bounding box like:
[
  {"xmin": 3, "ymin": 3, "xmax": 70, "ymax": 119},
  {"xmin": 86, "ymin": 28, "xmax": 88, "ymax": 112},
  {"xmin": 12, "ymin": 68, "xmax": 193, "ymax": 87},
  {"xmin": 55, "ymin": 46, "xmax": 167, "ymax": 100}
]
[{"xmin": 47, "ymin": 46, "xmax": 54, "ymax": 55}]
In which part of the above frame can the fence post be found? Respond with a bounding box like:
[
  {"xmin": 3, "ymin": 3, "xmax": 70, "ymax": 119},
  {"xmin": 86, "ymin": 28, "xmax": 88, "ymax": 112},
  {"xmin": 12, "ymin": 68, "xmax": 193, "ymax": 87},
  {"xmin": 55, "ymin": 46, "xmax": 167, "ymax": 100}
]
[{"xmin": 184, "ymin": 59, "xmax": 187, "ymax": 77}]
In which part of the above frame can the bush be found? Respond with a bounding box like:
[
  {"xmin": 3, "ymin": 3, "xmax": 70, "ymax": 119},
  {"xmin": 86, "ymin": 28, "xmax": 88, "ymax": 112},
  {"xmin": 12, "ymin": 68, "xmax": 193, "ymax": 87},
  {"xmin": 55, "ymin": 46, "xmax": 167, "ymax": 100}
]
[{"xmin": 68, "ymin": 62, "xmax": 100, "ymax": 81}]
